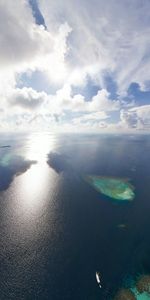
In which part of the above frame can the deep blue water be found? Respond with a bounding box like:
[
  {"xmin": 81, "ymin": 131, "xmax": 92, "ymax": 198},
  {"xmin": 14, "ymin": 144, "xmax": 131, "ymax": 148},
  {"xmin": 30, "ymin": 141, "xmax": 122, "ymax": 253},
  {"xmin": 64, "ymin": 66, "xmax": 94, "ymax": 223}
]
[{"xmin": 0, "ymin": 133, "xmax": 150, "ymax": 299}]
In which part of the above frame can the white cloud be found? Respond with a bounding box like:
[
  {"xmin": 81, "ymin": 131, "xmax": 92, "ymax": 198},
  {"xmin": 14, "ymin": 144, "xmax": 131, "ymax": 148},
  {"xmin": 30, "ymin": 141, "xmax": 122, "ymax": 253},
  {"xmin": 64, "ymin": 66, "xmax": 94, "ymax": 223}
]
[
  {"xmin": 48, "ymin": 84, "xmax": 120, "ymax": 114},
  {"xmin": 120, "ymin": 105, "xmax": 150, "ymax": 129},
  {"xmin": 71, "ymin": 111, "xmax": 109, "ymax": 132},
  {"xmin": 73, "ymin": 111, "xmax": 108, "ymax": 124},
  {"xmin": 0, "ymin": 0, "xmax": 73, "ymax": 130},
  {"xmin": 0, "ymin": 0, "xmax": 72, "ymax": 96},
  {"xmin": 39, "ymin": 0, "xmax": 150, "ymax": 92},
  {"xmin": 0, "ymin": 83, "xmax": 117, "ymax": 131},
  {"xmin": 0, "ymin": 0, "xmax": 150, "ymax": 132},
  {"xmin": 9, "ymin": 87, "xmax": 47, "ymax": 110},
  {"xmin": 88, "ymin": 89, "xmax": 120, "ymax": 111},
  {"xmin": 0, "ymin": 0, "xmax": 53, "ymax": 71}
]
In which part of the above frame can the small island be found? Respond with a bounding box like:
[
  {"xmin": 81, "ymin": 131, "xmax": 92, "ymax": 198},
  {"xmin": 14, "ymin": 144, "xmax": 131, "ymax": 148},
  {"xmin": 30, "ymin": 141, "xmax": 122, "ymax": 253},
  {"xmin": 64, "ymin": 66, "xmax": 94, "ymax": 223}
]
[{"xmin": 85, "ymin": 176, "xmax": 135, "ymax": 201}]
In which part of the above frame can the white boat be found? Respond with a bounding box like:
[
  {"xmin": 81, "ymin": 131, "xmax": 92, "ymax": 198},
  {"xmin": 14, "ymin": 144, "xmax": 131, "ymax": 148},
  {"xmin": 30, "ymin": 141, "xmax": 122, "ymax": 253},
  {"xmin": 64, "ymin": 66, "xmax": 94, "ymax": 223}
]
[{"xmin": 96, "ymin": 272, "xmax": 102, "ymax": 288}]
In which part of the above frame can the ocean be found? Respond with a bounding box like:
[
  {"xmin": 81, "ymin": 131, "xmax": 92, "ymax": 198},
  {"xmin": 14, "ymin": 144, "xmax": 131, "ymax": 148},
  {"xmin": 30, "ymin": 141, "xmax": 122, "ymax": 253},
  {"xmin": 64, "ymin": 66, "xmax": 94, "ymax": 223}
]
[{"xmin": 0, "ymin": 132, "xmax": 150, "ymax": 300}]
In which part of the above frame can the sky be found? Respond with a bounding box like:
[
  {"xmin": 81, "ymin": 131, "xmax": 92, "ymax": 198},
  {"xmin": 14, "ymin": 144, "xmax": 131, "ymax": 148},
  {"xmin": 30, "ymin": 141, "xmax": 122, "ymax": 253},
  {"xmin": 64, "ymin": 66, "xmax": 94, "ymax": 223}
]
[{"xmin": 0, "ymin": 0, "xmax": 150, "ymax": 133}]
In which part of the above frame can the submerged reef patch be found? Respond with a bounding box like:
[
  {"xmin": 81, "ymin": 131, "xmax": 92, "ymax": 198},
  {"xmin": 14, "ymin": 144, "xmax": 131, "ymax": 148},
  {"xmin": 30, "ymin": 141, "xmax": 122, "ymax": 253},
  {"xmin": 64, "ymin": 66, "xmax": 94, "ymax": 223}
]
[
  {"xmin": 113, "ymin": 273, "xmax": 150, "ymax": 300},
  {"xmin": 85, "ymin": 176, "xmax": 135, "ymax": 201},
  {"xmin": 117, "ymin": 224, "xmax": 128, "ymax": 229},
  {"xmin": 136, "ymin": 275, "xmax": 150, "ymax": 294},
  {"xmin": 114, "ymin": 288, "xmax": 136, "ymax": 300}
]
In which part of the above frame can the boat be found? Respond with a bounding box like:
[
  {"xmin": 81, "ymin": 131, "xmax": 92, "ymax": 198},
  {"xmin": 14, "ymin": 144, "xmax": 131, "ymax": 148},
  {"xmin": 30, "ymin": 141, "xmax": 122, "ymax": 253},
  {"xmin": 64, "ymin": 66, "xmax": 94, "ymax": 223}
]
[{"xmin": 96, "ymin": 272, "xmax": 102, "ymax": 288}]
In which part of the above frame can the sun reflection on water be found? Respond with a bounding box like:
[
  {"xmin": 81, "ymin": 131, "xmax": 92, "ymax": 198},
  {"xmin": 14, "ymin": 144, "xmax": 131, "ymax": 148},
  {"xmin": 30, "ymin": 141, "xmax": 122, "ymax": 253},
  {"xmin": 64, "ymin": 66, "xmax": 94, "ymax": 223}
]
[
  {"xmin": 25, "ymin": 132, "xmax": 56, "ymax": 162},
  {"xmin": 16, "ymin": 133, "xmax": 59, "ymax": 217},
  {"xmin": 20, "ymin": 163, "xmax": 50, "ymax": 208},
  {"xmin": 4, "ymin": 132, "xmax": 62, "ymax": 248}
]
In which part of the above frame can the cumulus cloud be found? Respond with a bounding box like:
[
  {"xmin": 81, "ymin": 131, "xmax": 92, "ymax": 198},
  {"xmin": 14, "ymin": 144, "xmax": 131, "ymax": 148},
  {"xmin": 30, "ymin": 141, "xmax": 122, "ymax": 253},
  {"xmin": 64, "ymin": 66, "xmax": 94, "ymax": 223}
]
[
  {"xmin": 9, "ymin": 87, "xmax": 47, "ymax": 110},
  {"xmin": 0, "ymin": 0, "xmax": 52, "ymax": 105},
  {"xmin": 88, "ymin": 89, "xmax": 120, "ymax": 111},
  {"xmin": 0, "ymin": 0, "xmax": 72, "ymax": 130},
  {"xmin": 120, "ymin": 105, "xmax": 150, "ymax": 129},
  {"xmin": 49, "ymin": 84, "xmax": 120, "ymax": 114},
  {"xmin": 0, "ymin": 0, "xmax": 150, "ymax": 132}
]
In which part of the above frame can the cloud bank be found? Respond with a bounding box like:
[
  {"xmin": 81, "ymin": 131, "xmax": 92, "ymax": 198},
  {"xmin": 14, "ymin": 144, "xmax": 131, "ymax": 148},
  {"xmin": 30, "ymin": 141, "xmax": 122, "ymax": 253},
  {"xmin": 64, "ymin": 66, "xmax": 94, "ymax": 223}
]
[{"xmin": 0, "ymin": 0, "xmax": 150, "ymax": 132}]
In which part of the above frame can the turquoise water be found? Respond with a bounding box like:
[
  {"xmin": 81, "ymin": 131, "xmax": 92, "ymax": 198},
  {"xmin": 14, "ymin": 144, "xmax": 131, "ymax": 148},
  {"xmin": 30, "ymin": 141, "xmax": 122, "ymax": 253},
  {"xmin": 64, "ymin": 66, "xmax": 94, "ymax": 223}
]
[
  {"xmin": 86, "ymin": 176, "xmax": 135, "ymax": 201},
  {"xmin": 132, "ymin": 289, "xmax": 150, "ymax": 300}
]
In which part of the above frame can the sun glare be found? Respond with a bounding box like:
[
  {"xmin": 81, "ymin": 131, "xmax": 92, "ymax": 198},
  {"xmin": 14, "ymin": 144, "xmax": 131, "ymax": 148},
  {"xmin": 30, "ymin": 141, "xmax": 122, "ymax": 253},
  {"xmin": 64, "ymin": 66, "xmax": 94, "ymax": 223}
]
[
  {"xmin": 18, "ymin": 133, "xmax": 57, "ymax": 211},
  {"xmin": 25, "ymin": 132, "xmax": 56, "ymax": 162}
]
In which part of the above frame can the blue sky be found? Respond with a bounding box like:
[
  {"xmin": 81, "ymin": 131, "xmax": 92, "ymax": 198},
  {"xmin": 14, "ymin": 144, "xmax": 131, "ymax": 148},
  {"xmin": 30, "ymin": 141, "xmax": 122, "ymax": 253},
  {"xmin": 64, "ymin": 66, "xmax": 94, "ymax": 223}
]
[
  {"xmin": 29, "ymin": 0, "xmax": 46, "ymax": 27},
  {"xmin": 0, "ymin": 0, "xmax": 150, "ymax": 132}
]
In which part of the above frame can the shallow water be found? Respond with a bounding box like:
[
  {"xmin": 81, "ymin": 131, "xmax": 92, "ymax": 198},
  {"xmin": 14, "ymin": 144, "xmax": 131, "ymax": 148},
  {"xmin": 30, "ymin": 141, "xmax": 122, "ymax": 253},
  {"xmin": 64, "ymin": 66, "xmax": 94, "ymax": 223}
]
[
  {"xmin": 85, "ymin": 176, "xmax": 135, "ymax": 201},
  {"xmin": 0, "ymin": 133, "xmax": 150, "ymax": 299}
]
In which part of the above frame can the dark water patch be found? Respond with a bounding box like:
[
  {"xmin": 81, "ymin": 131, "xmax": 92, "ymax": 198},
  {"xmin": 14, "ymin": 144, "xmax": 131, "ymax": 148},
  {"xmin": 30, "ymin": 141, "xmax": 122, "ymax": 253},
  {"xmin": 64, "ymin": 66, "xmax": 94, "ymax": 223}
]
[
  {"xmin": 0, "ymin": 134, "xmax": 150, "ymax": 299},
  {"xmin": 47, "ymin": 152, "xmax": 71, "ymax": 174},
  {"xmin": 0, "ymin": 155, "xmax": 36, "ymax": 191}
]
